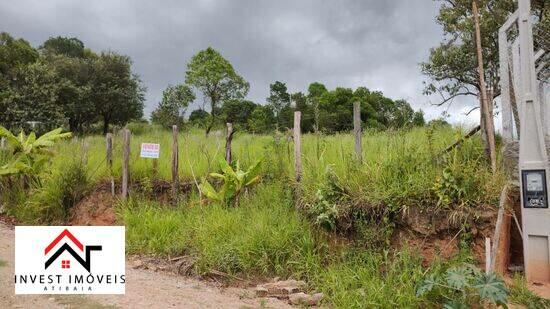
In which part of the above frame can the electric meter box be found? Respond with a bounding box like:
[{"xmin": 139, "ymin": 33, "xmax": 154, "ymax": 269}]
[{"xmin": 522, "ymin": 170, "xmax": 548, "ymax": 208}]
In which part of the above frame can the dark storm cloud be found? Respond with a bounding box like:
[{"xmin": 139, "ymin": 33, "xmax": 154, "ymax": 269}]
[{"xmin": 0, "ymin": 0, "xmax": 480, "ymax": 124}]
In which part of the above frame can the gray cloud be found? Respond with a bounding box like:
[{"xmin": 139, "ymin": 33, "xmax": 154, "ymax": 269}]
[{"xmin": 0, "ymin": 0, "xmax": 482, "ymax": 125}]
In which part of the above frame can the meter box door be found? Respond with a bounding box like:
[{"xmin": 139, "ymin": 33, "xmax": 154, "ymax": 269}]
[{"xmin": 521, "ymin": 168, "xmax": 550, "ymax": 283}]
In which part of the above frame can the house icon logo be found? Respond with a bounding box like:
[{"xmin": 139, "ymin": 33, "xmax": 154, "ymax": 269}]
[
  {"xmin": 44, "ymin": 229, "xmax": 102, "ymax": 273},
  {"xmin": 15, "ymin": 226, "xmax": 125, "ymax": 294}
]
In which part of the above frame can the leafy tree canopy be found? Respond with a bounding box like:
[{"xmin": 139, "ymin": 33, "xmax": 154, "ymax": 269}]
[
  {"xmin": 151, "ymin": 84, "xmax": 195, "ymax": 128},
  {"xmin": 40, "ymin": 36, "xmax": 85, "ymax": 58},
  {"xmin": 185, "ymin": 47, "xmax": 249, "ymax": 134}
]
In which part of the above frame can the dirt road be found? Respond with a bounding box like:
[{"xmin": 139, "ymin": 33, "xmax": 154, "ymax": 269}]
[{"xmin": 0, "ymin": 223, "xmax": 290, "ymax": 308}]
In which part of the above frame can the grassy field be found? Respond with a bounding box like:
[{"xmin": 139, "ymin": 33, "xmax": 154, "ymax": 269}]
[{"xmin": 2, "ymin": 124, "xmax": 544, "ymax": 307}]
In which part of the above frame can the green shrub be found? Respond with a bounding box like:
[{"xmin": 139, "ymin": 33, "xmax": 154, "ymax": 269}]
[
  {"xmin": 417, "ymin": 264, "xmax": 508, "ymax": 307},
  {"xmin": 9, "ymin": 160, "xmax": 89, "ymax": 223},
  {"xmin": 199, "ymin": 158, "xmax": 262, "ymax": 207}
]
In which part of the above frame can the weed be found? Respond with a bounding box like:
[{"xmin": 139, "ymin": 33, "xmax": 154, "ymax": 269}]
[
  {"xmin": 509, "ymin": 274, "xmax": 550, "ymax": 308},
  {"xmin": 417, "ymin": 264, "xmax": 508, "ymax": 307}
]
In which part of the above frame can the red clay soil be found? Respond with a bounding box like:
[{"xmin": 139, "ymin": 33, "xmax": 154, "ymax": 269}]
[
  {"xmin": 68, "ymin": 185, "xmax": 117, "ymax": 226},
  {"xmin": 393, "ymin": 206, "xmax": 498, "ymax": 267}
]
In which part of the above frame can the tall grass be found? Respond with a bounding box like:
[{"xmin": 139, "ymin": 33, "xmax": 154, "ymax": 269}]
[
  {"xmin": 123, "ymin": 182, "xmax": 324, "ymax": 279},
  {"xmin": 121, "ymin": 178, "xmax": 466, "ymax": 308},
  {"xmin": 1, "ymin": 125, "xmax": 511, "ymax": 307}
]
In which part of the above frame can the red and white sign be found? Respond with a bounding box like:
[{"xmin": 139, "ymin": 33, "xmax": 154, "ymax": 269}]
[{"xmin": 140, "ymin": 143, "xmax": 160, "ymax": 159}]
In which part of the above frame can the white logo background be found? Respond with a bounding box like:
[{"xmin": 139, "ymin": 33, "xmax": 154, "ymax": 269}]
[{"xmin": 15, "ymin": 226, "xmax": 125, "ymax": 294}]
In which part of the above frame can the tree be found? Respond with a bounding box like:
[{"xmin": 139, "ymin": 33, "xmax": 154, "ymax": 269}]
[
  {"xmin": 390, "ymin": 99, "xmax": 415, "ymax": 128},
  {"xmin": 421, "ymin": 0, "xmax": 547, "ymax": 159},
  {"xmin": 0, "ymin": 32, "xmax": 40, "ymax": 114},
  {"xmin": 247, "ymin": 105, "xmax": 275, "ymax": 134},
  {"xmin": 0, "ymin": 61, "xmax": 65, "ymax": 131},
  {"xmin": 45, "ymin": 54, "xmax": 96, "ymax": 133},
  {"xmin": 307, "ymin": 82, "xmax": 328, "ymax": 132},
  {"xmin": 151, "ymin": 84, "xmax": 195, "ymax": 128},
  {"xmin": 40, "ymin": 36, "xmax": 85, "ymax": 58},
  {"xmin": 421, "ymin": 0, "xmax": 516, "ymax": 106},
  {"xmin": 290, "ymin": 92, "xmax": 314, "ymax": 133},
  {"xmin": 91, "ymin": 52, "xmax": 145, "ymax": 134},
  {"xmin": 0, "ymin": 32, "xmax": 39, "ymax": 83},
  {"xmin": 185, "ymin": 47, "xmax": 249, "ymax": 135},
  {"xmin": 189, "ymin": 109, "xmax": 210, "ymax": 128},
  {"xmin": 412, "ymin": 110, "xmax": 426, "ymax": 127},
  {"xmin": 220, "ymin": 99, "xmax": 258, "ymax": 130},
  {"xmin": 318, "ymin": 87, "xmax": 354, "ymax": 132},
  {"xmin": 266, "ymin": 81, "xmax": 290, "ymax": 130}
]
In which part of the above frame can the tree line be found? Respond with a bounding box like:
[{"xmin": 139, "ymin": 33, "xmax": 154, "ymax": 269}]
[
  {"xmin": 153, "ymin": 47, "xmax": 426, "ymax": 134},
  {"xmin": 0, "ymin": 33, "xmax": 145, "ymax": 134},
  {"xmin": 1, "ymin": 33, "xmax": 426, "ymax": 136}
]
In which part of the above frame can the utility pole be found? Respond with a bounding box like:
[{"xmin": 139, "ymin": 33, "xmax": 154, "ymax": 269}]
[{"xmin": 517, "ymin": 0, "xmax": 550, "ymax": 283}]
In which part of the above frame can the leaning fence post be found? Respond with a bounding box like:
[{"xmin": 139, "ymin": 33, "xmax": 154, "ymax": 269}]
[
  {"xmin": 121, "ymin": 129, "xmax": 130, "ymax": 200},
  {"xmin": 106, "ymin": 133, "xmax": 114, "ymax": 196},
  {"xmin": 294, "ymin": 111, "xmax": 302, "ymax": 184},
  {"xmin": 171, "ymin": 125, "xmax": 179, "ymax": 205},
  {"xmin": 225, "ymin": 123, "xmax": 234, "ymax": 164},
  {"xmin": 353, "ymin": 101, "xmax": 362, "ymax": 163}
]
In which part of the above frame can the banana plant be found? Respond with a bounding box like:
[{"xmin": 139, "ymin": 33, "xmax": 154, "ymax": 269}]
[
  {"xmin": 199, "ymin": 158, "xmax": 262, "ymax": 207},
  {"xmin": 0, "ymin": 126, "xmax": 71, "ymax": 180}
]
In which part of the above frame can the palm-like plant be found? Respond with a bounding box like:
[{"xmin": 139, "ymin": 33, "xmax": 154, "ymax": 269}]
[
  {"xmin": 0, "ymin": 126, "xmax": 71, "ymax": 181},
  {"xmin": 199, "ymin": 158, "xmax": 262, "ymax": 207}
]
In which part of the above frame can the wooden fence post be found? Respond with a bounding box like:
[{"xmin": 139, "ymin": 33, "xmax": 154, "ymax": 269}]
[
  {"xmin": 171, "ymin": 125, "xmax": 179, "ymax": 205},
  {"xmin": 353, "ymin": 101, "xmax": 362, "ymax": 163},
  {"xmin": 121, "ymin": 129, "xmax": 130, "ymax": 200},
  {"xmin": 106, "ymin": 133, "xmax": 114, "ymax": 196},
  {"xmin": 225, "ymin": 123, "xmax": 234, "ymax": 164},
  {"xmin": 294, "ymin": 111, "xmax": 302, "ymax": 183},
  {"xmin": 0, "ymin": 137, "xmax": 5, "ymax": 149}
]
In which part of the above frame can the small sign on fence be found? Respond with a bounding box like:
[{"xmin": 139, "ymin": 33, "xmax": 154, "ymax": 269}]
[{"xmin": 140, "ymin": 143, "xmax": 160, "ymax": 159}]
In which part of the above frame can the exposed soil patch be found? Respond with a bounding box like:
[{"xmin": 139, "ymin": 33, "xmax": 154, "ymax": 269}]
[
  {"xmin": 68, "ymin": 179, "xmax": 196, "ymax": 226},
  {"xmin": 69, "ymin": 184, "xmax": 117, "ymax": 226},
  {"xmin": 393, "ymin": 206, "xmax": 498, "ymax": 266}
]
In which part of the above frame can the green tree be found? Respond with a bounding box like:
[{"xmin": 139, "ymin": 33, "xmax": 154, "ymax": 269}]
[
  {"xmin": 0, "ymin": 32, "xmax": 39, "ymax": 84},
  {"xmin": 220, "ymin": 99, "xmax": 258, "ymax": 130},
  {"xmin": 189, "ymin": 109, "xmax": 210, "ymax": 128},
  {"xmin": 307, "ymin": 82, "xmax": 328, "ymax": 132},
  {"xmin": 185, "ymin": 47, "xmax": 249, "ymax": 135},
  {"xmin": 45, "ymin": 54, "xmax": 96, "ymax": 133},
  {"xmin": 0, "ymin": 32, "xmax": 40, "ymax": 120},
  {"xmin": 318, "ymin": 87, "xmax": 354, "ymax": 132},
  {"xmin": 247, "ymin": 105, "xmax": 275, "ymax": 134},
  {"xmin": 90, "ymin": 52, "xmax": 145, "ymax": 134},
  {"xmin": 421, "ymin": 0, "xmax": 547, "ymax": 107},
  {"xmin": 266, "ymin": 81, "xmax": 290, "ymax": 130},
  {"xmin": 151, "ymin": 84, "xmax": 195, "ymax": 128},
  {"xmin": 412, "ymin": 110, "xmax": 426, "ymax": 127},
  {"xmin": 0, "ymin": 61, "xmax": 64, "ymax": 131},
  {"xmin": 40, "ymin": 36, "xmax": 85, "ymax": 58},
  {"xmin": 421, "ymin": 0, "xmax": 517, "ymax": 106},
  {"xmin": 290, "ymin": 92, "xmax": 314, "ymax": 133},
  {"xmin": 390, "ymin": 99, "xmax": 415, "ymax": 128}
]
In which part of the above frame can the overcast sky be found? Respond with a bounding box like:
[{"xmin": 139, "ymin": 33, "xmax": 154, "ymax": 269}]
[{"xmin": 1, "ymin": 0, "xmax": 483, "ymax": 125}]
